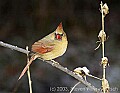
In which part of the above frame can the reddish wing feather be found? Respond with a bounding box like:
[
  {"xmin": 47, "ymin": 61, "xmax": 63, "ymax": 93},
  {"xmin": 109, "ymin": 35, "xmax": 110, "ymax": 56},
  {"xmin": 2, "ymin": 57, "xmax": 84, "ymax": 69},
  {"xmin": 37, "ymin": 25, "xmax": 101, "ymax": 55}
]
[{"xmin": 32, "ymin": 41, "xmax": 54, "ymax": 54}]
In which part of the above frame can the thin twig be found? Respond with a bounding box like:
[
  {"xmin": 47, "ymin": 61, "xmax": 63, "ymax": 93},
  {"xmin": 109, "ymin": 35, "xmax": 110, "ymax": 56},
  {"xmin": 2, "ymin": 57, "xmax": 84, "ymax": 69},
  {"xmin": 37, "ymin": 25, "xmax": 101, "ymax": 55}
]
[
  {"xmin": 26, "ymin": 46, "xmax": 33, "ymax": 93},
  {"xmin": 87, "ymin": 74, "xmax": 102, "ymax": 81},
  {"xmin": 0, "ymin": 41, "xmax": 101, "ymax": 93},
  {"xmin": 101, "ymin": 1, "xmax": 105, "ymax": 58},
  {"xmin": 101, "ymin": 2, "xmax": 106, "ymax": 93},
  {"xmin": 70, "ymin": 82, "xmax": 81, "ymax": 93},
  {"xmin": 100, "ymin": 1, "xmax": 109, "ymax": 93}
]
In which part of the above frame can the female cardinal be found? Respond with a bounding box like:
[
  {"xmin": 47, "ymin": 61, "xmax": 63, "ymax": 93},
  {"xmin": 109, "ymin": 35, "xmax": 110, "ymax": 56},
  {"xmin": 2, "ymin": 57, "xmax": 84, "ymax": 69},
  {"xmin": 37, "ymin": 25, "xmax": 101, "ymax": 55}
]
[{"xmin": 18, "ymin": 22, "xmax": 68, "ymax": 80}]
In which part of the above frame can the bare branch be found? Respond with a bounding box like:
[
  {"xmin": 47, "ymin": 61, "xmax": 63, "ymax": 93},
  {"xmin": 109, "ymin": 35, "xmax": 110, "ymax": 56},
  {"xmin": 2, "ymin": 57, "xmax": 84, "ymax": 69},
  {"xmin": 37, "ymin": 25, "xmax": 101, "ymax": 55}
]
[
  {"xmin": 44, "ymin": 60, "xmax": 101, "ymax": 93},
  {"xmin": 0, "ymin": 41, "xmax": 30, "ymax": 54},
  {"xmin": 0, "ymin": 41, "xmax": 101, "ymax": 93}
]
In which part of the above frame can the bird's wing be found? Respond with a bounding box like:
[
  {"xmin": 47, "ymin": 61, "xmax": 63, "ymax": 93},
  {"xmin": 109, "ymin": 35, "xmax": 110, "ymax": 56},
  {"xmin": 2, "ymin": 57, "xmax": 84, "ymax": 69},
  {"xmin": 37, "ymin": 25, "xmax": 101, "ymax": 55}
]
[{"xmin": 32, "ymin": 40, "xmax": 55, "ymax": 54}]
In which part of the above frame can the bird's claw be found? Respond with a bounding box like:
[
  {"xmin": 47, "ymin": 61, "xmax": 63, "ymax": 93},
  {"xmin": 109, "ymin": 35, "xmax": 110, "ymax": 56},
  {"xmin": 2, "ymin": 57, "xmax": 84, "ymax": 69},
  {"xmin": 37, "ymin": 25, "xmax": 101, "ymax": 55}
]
[{"xmin": 51, "ymin": 60, "xmax": 59, "ymax": 65}]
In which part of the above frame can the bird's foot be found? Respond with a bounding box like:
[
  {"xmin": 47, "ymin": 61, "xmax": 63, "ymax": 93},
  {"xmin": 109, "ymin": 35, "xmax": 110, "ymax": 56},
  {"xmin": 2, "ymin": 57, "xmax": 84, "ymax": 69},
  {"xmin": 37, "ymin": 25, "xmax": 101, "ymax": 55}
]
[{"xmin": 51, "ymin": 60, "xmax": 59, "ymax": 65}]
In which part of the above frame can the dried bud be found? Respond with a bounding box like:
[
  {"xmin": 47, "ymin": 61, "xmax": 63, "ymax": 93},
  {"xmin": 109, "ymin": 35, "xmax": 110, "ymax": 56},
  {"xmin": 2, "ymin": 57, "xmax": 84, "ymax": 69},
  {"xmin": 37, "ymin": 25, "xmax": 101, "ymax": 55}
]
[
  {"xmin": 103, "ymin": 3, "xmax": 109, "ymax": 16},
  {"xmin": 102, "ymin": 79, "xmax": 110, "ymax": 93},
  {"xmin": 101, "ymin": 57, "xmax": 108, "ymax": 65},
  {"xmin": 95, "ymin": 30, "xmax": 107, "ymax": 50},
  {"xmin": 74, "ymin": 67, "xmax": 90, "ymax": 76},
  {"xmin": 98, "ymin": 30, "xmax": 106, "ymax": 41},
  {"xmin": 102, "ymin": 57, "xmax": 108, "ymax": 62}
]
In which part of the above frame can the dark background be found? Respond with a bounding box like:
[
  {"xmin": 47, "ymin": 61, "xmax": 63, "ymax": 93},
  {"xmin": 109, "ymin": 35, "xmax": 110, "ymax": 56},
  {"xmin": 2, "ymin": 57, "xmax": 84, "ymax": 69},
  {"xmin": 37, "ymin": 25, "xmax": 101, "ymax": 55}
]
[{"xmin": 0, "ymin": 0, "xmax": 120, "ymax": 93}]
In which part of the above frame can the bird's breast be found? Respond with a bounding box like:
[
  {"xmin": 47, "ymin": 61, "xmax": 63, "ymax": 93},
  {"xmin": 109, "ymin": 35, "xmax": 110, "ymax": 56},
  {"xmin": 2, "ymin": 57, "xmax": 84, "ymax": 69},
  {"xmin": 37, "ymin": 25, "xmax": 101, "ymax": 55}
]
[{"xmin": 40, "ymin": 39, "xmax": 68, "ymax": 60}]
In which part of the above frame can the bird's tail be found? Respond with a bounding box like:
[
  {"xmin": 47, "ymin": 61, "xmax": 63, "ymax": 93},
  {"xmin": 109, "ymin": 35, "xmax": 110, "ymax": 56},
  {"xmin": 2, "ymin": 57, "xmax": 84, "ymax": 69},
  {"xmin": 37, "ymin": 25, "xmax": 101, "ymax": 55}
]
[{"xmin": 18, "ymin": 54, "xmax": 39, "ymax": 80}]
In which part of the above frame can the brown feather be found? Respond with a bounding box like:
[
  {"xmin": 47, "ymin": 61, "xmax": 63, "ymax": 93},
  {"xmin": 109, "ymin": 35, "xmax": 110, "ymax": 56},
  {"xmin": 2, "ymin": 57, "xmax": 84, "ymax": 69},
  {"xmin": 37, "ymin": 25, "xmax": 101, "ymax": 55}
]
[
  {"xmin": 32, "ymin": 41, "xmax": 54, "ymax": 54},
  {"xmin": 18, "ymin": 54, "xmax": 39, "ymax": 80}
]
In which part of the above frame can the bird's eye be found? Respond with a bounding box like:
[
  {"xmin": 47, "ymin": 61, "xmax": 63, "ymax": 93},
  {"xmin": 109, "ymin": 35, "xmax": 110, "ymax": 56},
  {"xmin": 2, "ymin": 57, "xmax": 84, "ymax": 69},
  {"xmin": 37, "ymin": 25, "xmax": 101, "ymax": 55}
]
[{"xmin": 61, "ymin": 34, "xmax": 63, "ymax": 36}]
